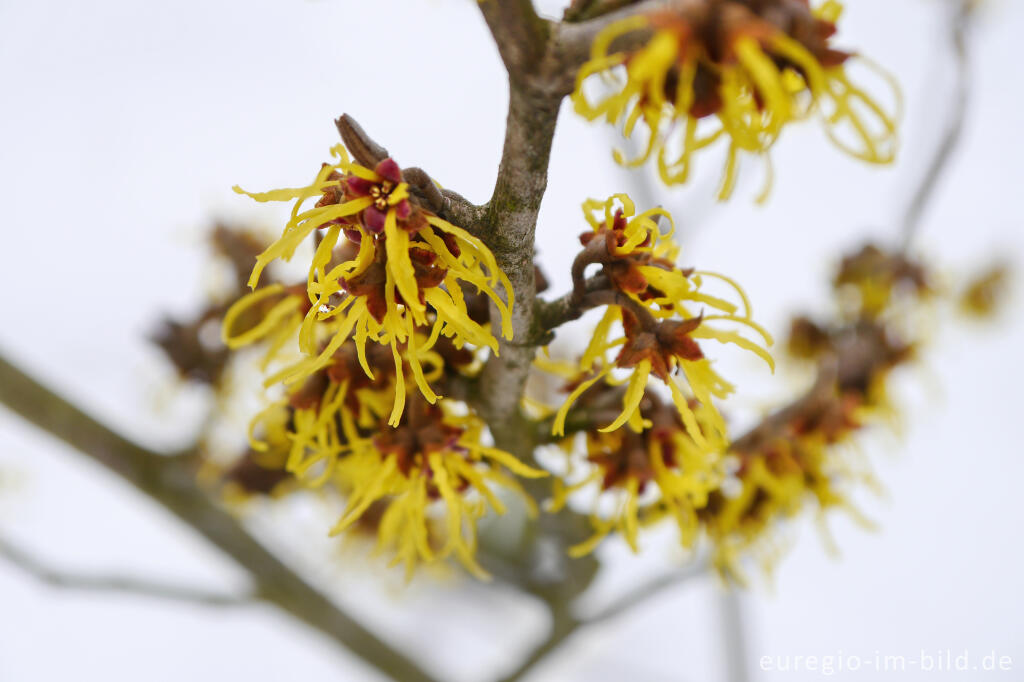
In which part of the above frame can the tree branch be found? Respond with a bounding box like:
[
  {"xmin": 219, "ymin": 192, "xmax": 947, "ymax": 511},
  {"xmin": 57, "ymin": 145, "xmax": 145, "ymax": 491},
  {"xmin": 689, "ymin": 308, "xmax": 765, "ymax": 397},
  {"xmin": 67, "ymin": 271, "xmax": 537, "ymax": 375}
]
[
  {"xmin": 498, "ymin": 604, "xmax": 580, "ymax": 682},
  {"xmin": 552, "ymin": 0, "xmax": 666, "ymax": 94},
  {"xmin": 0, "ymin": 535, "xmax": 254, "ymax": 607},
  {"xmin": 563, "ymin": 0, "xmax": 644, "ymax": 23},
  {"xmin": 477, "ymin": 0, "xmax": 552, "ymax": 82},
  {"xmin": 0, "ymin": 350, "xmax": 439, "ymax": 682},
  {"xmin": 900, "ymin": 0, "xmax": 974, "ymax": 249},
  {"xmin": 475, "ymin": 67, "xmax": 563, "ymax": 461},
  {"xmin": 498, "ymin": 557, "xmax": 708, "ymax": 682},
  {"xmin": 532, "ymin": 275, "xmax": 610, "ymax": 342},
  {"xmin": 580, "ymin": 556, "xmax": 709, "ymax": 624},
  {"xmin": 718, "ymin": 588, "xmax": 751, "ymax": 682},
  {"xmin": 471, "ymin": 9, "xmax": 611, "ymax": 615}
]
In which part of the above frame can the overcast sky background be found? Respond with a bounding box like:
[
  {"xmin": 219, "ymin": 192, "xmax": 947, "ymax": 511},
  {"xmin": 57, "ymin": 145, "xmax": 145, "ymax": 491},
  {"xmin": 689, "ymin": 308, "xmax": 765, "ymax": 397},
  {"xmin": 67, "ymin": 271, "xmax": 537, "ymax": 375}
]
[{"xmin": 1, "ymin": 0, "xmax": 1022, "ymax": 680}]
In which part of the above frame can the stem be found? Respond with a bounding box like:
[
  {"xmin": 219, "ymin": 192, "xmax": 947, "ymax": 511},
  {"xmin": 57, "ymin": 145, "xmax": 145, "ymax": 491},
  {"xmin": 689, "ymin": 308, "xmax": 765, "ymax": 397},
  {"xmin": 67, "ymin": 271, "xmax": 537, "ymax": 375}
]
[
  {"xmin": 0, "ymin": 535, "xmax": 255, "ymax": 607},
  {"xmin": 0, "ymin": 351, "xmax": 438, "ymax": 682},
  {"xmin": 500, "ymin": 558, "xmax": 709, "ymax": 682},
  {"xmin": 581, "ymin": 556, "xmax": 709, "ymax": 624},
  {"xmin": 719, "ymin": 588, "xmax": 750, "ymax": 682},
  {"xmin": 476, "ymin": 24, "xmax": 563, "ymax": 461},
  {"xmin": 900, "ymin": 0, "xmax": 973, "ymax": 249},
  {"xmin": 498, "ymin": 605, "xmax": 580, "ymax": 682},
  {"xmin": 477, "ymin": 0, "xmax": 551, "ymax": 83}
]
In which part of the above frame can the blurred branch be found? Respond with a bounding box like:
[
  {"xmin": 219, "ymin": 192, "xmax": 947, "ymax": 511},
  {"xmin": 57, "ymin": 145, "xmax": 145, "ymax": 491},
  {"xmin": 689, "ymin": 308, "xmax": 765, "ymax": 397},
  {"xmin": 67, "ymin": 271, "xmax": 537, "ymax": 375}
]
[
  {"xmin": 0, "ymin": 535, "xmax": 254, "ymax": 607},
  {"xmin": 718, "ymin": 588, "xmax": 750, "ymax": 682},
  {"xmin": 499, "ymin": 604, "xmax": 580, "ymax": 682},
  {"xmin": 581, "ymin": 556, "xmax": 709, "ymax": 625},
  {"xmin": 563, "ymin": 0, "xmax": 644, "ymax": 22},
  {"xmin": 900, "ymin": 0, "xmax": 975, "ymax": 249},
  {"xmin": 0, "ymin": 350, "xmax": 439, "ymax": 682},
  {"xmin": 498, "ymin": 557, "xmax": 708, "ymax": 682}
]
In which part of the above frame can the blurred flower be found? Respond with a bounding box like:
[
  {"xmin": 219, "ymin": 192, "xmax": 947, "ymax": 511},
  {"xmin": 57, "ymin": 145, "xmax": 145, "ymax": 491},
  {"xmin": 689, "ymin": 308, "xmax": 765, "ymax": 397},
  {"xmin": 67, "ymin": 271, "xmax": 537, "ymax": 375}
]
[
  {"xmin": 703, "ymin": 382, "xmax": 881, "ymax": 577},
  {"xmin": 833, "ymin": 243, "xmax": 930, "ymax": 318},
  {"xmin": 152, "ymin": 224, "xmax": 278, "ymax": 384},
  {"xmin": 217, "ymin": 289, "xmax": 547, "ymax": 577},
  {"xmin": 220, "ymin": 404, "xmax": 295, "ymax": 502},
  {"xmin": 958, "ymin": 262, "xmax": 1011, "ymax": 318},
  {"xmin": 704, "ymin": 244, "xmax": 927, "ymax": 578},
  {"xmin": 572, "ymin": 1, "xmax": 899, "ymax": 198}
]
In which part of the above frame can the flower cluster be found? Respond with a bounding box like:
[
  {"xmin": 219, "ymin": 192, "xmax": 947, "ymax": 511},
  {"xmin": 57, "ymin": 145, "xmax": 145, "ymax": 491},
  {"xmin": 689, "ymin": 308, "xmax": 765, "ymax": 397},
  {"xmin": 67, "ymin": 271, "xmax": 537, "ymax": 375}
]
[
  {"xmin": 204, "ymin": 190, "xmax": 547, "ymax": 576},
  {"xmin": 833, "ymin": 243, "xmax": 930, "ymax": 319},
  {"xmin": 536, "ymin": 194, "xmax": 771, "ymax": 553},
  {"xmin": 233, "ymin": 341, "xmax": 545, "ymax": 578},
  {"xmin": 547, "ymin": 195, "xmax": 773, "ymax": 447},
  {"xmin": 538, "ymin": 238, "xmax": 943, "ymax": 572},
  {"xmin": 572, "ymin": 0, "xmax": 899, "ymax": 198},
  {"xmin": 331, "ymin": 395, "xmax": 546, "ymax": 579},
  {"xmin": 227, "ymin": 144, "xmax": 513, "ymax": 425},
  {"xmin": 549, "ymin": 386, "xmax": 723, "ymax": 555},
  {"xmin": 700, "ymin": 243, "xmax": 928, "ymax": 577}
]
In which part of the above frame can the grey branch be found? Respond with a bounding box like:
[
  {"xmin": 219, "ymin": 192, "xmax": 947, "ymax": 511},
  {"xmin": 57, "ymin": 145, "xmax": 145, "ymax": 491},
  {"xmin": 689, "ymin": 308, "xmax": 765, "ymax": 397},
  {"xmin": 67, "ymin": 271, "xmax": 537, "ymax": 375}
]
[
  {"xmin": 498, "ymin": 605, "xmax": 580, "ymax": 682},
  {"xmin": 581, "ymin": 555, "xmax": 709, "ymax": 624},
  {"xmin": 553, "ymin": 0, "xmax": 666, "ymax": 93},
  {"xmin": 900, "ymin": 0, "xmax": 975, "ymax": 249},
  {"xmin": 718, "ymin": 588, "xmax": 751, "ymax": 682},
  {"xmin": 0, "ymin": 351, "xmax": 439, "ymax": 682},
  {"xmin": 477, "ymin": 0, "xmax": 551, "ymax": 83},
  {"xmin": 0, "ymin": 535, "xmax": 254, "ymax": 607},
  {"xmin": 533, "ymin": 274, "xmax": 610, "ymax": 341},
  {"xmin": 498, "ymin": 557, "xmax": 709, "ymax": 682},
  {"xmin": 563, "ymin": 0, "xmax": 645, "ymax": 22}
]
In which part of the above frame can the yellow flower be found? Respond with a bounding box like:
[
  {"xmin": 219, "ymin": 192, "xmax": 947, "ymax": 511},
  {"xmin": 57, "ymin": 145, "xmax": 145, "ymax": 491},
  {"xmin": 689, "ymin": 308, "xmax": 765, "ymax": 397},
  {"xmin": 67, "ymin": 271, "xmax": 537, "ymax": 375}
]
[
  {"xmin": 218, "ymin": 404, "xmax": 296, "ymax": 503},
  {"xmin": 229, "ymin": 144, "xmax": 513, "ymax": 424},
  {"xmin": 705, "ymin": 246, "xmax": 930, "ymax": 578},
  {"xmin": 705, "ymin": 388, "xmax": 880, "ymax": 579},
  {"xmin": 221, "ymin": 283, "xmax": 308, "ymax": 369},
  {"xmin": 246, "ymin": 338, "xmax": 438, "ymax": 488},
  {"xmin": 550, "ymin": 195, "xmax": 773, "ymax": 447},
  {"xmin": 572, "ymin": 1, "xmax": 899, "ymax": 199},
  {"xmin": 833, "ymin": 243, "xmax": 930, "ymax": 319},
  {"xmin": 328, "ymin": 397, "xmax": 547, "ymax": 580},
  {"xmin": 551, "ymin": 393, "xmax": 723, "ymax": 555},
  {"xmin": 958, "ymin": 263, "xmax": 1011, "ymax": 319}
]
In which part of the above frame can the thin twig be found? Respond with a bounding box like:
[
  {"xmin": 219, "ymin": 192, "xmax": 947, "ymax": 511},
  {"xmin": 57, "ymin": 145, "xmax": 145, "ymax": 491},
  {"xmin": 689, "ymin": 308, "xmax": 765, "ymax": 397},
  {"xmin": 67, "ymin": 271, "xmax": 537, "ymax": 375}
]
[
  {"xmin": 498, "ymin": 605, "xmax": 581, "ymax": 682},
  {"xmin": 900, "ymin": 0, "xmax": 974, "ymax": 249},
  {"xmin": 580, "ymin": 288, "xmax": 658, "ymax": 331},
  {"xmin": 580, "ymin": 556, "xmax": 709, "ymax": 624},
  {"xmin": 718, "ymin": 588, "xmax": 750, "ymax": 682},
  {"xmin": 0, "ymin": 535, "xmax": 254, "ymax": 607},
  {"xmin": 498, "ymin": 557, "xmax": 709, "ymax": 682},
  {"xmin": 533, "ymin": 275, "xmax": 610, "ymax": 337}
]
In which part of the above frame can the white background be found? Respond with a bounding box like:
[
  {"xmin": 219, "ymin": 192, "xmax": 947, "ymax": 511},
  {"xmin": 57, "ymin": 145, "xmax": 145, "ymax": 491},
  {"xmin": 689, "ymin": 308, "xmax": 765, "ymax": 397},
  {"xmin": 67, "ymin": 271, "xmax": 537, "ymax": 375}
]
[{"xmin": 1, "ymin": 0, "xmax": 1022, "ymax": 680}]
